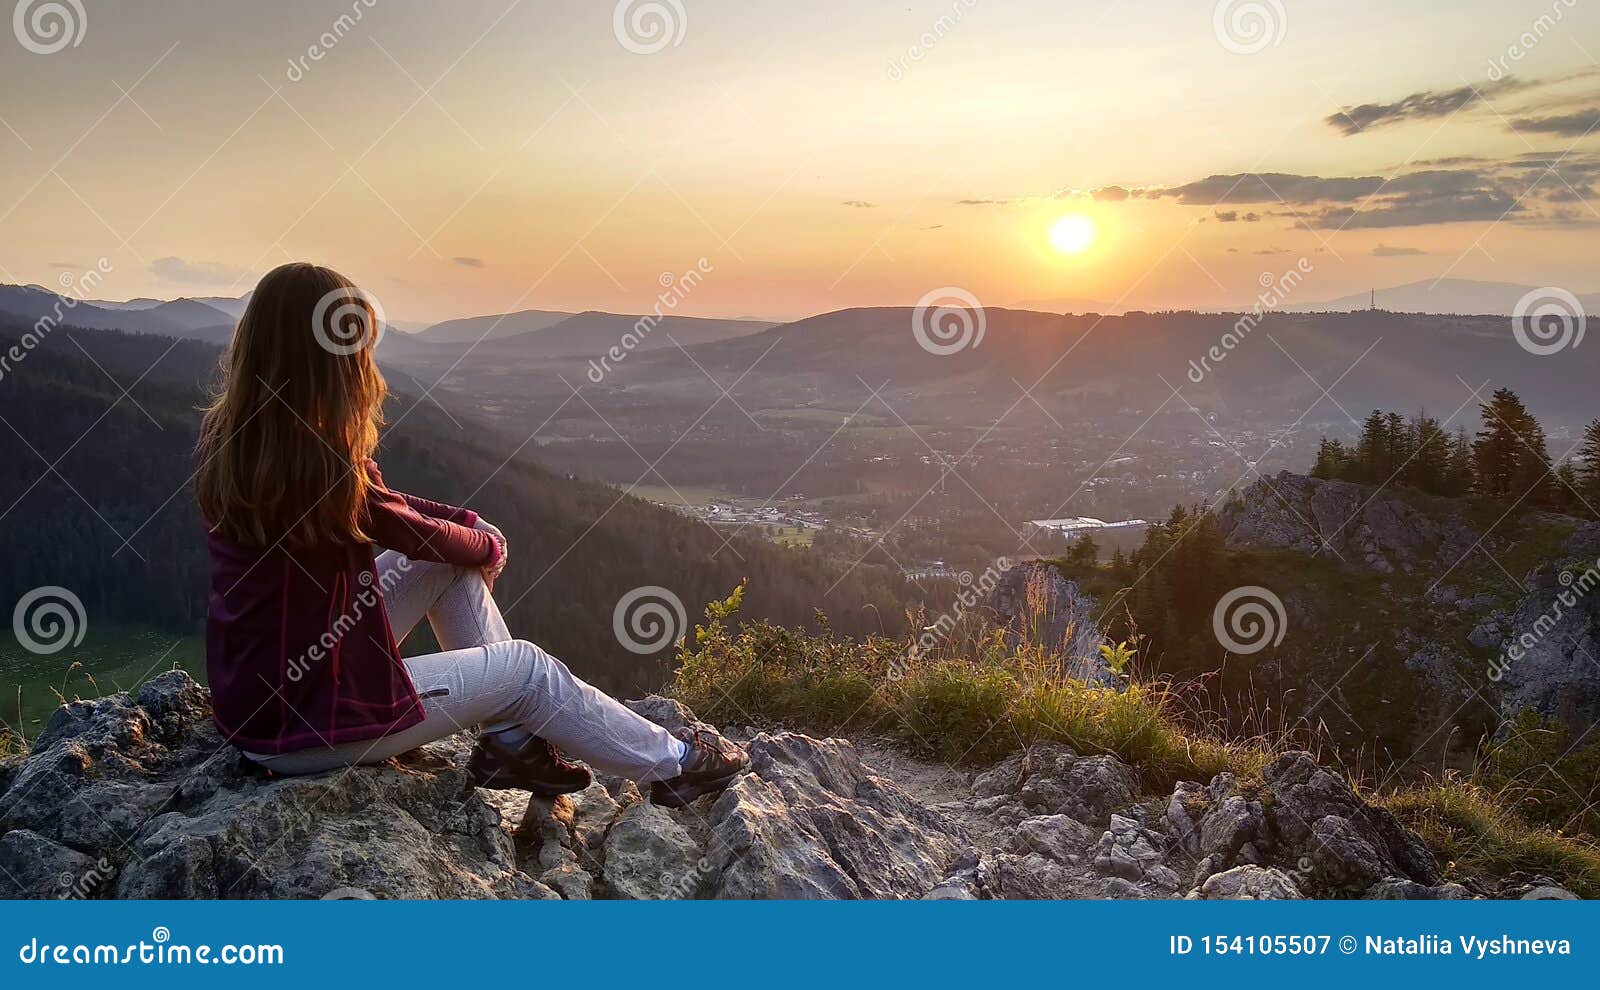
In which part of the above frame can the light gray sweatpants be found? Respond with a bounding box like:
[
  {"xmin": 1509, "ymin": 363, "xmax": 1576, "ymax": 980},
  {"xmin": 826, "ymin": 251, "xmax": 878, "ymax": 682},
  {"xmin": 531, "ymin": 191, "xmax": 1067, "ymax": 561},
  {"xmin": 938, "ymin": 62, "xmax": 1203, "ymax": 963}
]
[{"xmin": 244, "ymin": 550, "xmax": 685, "ymax": 781}]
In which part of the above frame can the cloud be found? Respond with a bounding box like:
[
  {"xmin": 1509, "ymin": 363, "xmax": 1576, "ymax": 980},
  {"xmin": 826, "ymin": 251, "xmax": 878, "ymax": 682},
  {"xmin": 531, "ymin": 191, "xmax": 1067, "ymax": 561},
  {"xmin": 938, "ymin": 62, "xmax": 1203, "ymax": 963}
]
[
  {"xmin": 1091, "ymin": 185, "xmax": 1130, "ymax": 201},
  {"xmin": 452, "ymin": 256, "xmax": 486, "ymax": 268},
  {"xmin": 1326, "ymin": 79, "xmax": 1534, "ymax": 135},
  {"xmin": 1137, "ymin": 165, "xmax": 1565, "ymax": 228},
  {"xmin": 1154, "ymin": 173, "xmax": 1387, "ymax": 205},
  {"xmin": 149, "ymin": 256, "xmax": 250, "ymax": 286},
  {"xmin": 1513, "ymin": 108, "xmax": 1600, "ymax": 136},
  {"xmin": 1327, "ymin": 72, "xmax": 1600, "ymax": 137},
  {"xmin": 842, "ymin": 200, "xmax": 877, "ymax": 208},
  {"xmin": 921, "ymin": 224, "xmax": 944, "ymax": 230},
  {"xmin": 956, "ymin": 198, "xmax": 1014, "ymax": 206},
  {"xmin": 1252, "ymin": 247, "xmax": 1289, "ymax": 255},
  {"xmin": 1372, "ymin": 243, "xmax": 1426, "ymax": 256}
]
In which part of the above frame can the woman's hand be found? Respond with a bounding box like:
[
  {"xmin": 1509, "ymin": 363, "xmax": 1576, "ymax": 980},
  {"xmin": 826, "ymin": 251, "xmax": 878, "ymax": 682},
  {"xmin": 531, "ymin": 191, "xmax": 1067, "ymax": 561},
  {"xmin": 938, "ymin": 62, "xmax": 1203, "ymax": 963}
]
[{"xmin": 473, "ymin": 518, "xmax": 508, "ymax": 590}]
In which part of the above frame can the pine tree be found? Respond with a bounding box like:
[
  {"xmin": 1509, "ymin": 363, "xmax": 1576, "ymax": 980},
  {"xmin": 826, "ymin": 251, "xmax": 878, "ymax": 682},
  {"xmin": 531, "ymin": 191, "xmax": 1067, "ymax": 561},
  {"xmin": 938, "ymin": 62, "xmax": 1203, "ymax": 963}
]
[
  {"xmin": 1408, "ymin": 414, "xmax": 1450, "ymax": 495},
  {"xmin": 1385, "ymin": 411, "xmax": 1412, "ymax": 478},
  {"xmin": 1553, "ymin": 462, "xmax": 1582, "ymax": 516},
  {"xmin": 1509, "ymin": 409, "xmax": 1554, "ymax": 507},
  {"xmin": 1311, "ymin": 437, "xmax": 1350, "ymax": 480},
  {"xmin": 1444, "ymin": 426, "xmax": 1476, "ymax": 497},
  {"xmin": 1354, "ymin": 410, "xmax": 1389, "ymax": 484},
  {"xmin": 1577, "ymin": 419, "xmax": 1600, "ymax": 520},
  {"xmin": 1474, "ymin": 388, "xmax": 1532, "ymax": 499}
]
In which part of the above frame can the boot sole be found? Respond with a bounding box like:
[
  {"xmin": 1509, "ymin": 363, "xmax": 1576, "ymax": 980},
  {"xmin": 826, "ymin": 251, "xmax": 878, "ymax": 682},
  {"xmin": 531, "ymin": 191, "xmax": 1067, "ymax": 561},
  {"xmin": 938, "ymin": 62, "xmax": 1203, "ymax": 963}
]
[
  {"xmin": 469, "ymin": 757, "xmax": 591, "ymax": 797},
  {"xmin": 650, "ymin": 769, "xmax": 743, "ymax": 808}
]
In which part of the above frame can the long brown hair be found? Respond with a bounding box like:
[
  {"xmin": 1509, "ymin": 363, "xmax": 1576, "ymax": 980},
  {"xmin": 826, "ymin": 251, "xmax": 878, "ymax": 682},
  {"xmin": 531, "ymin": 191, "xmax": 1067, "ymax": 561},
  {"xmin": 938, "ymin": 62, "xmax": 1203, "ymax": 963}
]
[{"xmin": 196, "ymin": 263, "xmax": 388, "ymax": 548}]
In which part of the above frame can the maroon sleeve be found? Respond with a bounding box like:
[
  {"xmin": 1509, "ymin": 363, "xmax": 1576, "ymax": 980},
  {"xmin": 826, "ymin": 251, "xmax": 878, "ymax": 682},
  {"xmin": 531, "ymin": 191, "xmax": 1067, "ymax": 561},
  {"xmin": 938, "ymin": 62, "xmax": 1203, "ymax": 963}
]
[
  {"xmin": 363, "ymin": 463, "xmax": 496, "ymax": 567},
  {"xmin": 364, "ymin": 459, "xmax": 480, "ymax": 526}
]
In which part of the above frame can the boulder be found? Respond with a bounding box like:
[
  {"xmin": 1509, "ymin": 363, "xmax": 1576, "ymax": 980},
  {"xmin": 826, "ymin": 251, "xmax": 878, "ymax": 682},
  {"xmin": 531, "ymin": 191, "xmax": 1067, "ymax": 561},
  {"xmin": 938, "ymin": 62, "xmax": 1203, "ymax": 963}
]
[
  {"xmin": 1192, "ymin": 865, "xmax": 1303, "ymax": 900},
  {"xmin": 1263, "ymin": 751, "xmax": 1441, "ymax": 894},
  {"xmin": 602, "ymin": 802, "xmax": 704, "ymax": 900}
]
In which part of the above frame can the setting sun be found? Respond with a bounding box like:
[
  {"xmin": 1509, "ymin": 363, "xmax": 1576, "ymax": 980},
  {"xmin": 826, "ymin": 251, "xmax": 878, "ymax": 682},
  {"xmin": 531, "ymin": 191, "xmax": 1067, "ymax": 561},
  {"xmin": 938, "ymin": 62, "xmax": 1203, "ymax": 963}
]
[{"xmin": 1049, "ymin": 214, "xmax": 1098, "ymax": 255}]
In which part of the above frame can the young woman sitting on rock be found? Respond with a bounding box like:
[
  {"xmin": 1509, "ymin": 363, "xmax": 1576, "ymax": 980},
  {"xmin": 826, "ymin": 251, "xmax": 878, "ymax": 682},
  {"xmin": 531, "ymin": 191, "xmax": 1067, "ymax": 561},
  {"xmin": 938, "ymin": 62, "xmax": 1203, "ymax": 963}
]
[{"xmin": 193, "ymin": 262, "xmax": 746, "ymax": 805}]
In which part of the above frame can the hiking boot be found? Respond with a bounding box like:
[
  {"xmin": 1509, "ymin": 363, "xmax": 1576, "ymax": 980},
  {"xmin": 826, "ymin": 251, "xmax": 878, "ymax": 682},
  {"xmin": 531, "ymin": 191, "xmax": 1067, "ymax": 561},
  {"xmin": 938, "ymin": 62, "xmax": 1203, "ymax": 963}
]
[
  {"xmin": 469, "ymin": 731, "xmax": 592, "ymax": 796},
  {"xmin": 650, "ymin": 727, "xmax": 749, "ymax": 808}
]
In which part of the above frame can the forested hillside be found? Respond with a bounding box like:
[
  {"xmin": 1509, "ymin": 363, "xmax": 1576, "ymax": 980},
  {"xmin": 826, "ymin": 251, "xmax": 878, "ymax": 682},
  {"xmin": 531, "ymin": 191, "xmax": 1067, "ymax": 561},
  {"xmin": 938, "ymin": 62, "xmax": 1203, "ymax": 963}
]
[{"xmin": 0, "ymin": 316, "xmax": 910, "ymax": 696}]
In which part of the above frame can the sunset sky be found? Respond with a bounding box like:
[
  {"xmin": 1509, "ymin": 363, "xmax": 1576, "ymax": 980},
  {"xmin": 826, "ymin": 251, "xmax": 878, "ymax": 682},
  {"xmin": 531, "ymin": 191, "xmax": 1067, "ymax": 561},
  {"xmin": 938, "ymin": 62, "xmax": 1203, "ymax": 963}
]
[{"xmin": 2, "ymin": 0, "xmax": 1598, "ymax": 322}]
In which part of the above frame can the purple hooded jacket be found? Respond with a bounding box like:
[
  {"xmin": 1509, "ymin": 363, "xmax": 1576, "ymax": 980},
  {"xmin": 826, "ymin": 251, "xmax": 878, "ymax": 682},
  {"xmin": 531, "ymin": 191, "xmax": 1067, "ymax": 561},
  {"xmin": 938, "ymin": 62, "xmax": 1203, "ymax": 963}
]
[{"xmin": 204, "ymin": 461, "xmax": 501, "ymax": 755}]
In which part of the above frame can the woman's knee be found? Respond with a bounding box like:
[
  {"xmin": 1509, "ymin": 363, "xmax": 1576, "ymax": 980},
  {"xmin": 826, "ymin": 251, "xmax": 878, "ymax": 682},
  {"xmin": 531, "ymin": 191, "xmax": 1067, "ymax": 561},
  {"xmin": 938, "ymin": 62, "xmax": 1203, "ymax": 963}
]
[{"xmin": 508, "ymin": 638, "xmax": 575, "ymax": 689}]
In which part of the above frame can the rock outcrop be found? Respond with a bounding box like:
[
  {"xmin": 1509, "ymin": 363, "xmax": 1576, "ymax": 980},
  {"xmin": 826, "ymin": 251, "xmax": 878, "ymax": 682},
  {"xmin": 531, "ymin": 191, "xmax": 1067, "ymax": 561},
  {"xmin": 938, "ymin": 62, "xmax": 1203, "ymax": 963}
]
[
  {"xmin": 1216, "ymin": 471, "xmax": 1477, "ymax": 574},
  {"xmin": 0, "ymin": 671, "xmax": 1566, "ymax": 900},
  {"xmin": 988, "ymin": 563, "xmax": 1114, "ymax": 685},
  {"xmin": 1496, "ymin": 526, "xmax": 1600, "ymax": 729}
]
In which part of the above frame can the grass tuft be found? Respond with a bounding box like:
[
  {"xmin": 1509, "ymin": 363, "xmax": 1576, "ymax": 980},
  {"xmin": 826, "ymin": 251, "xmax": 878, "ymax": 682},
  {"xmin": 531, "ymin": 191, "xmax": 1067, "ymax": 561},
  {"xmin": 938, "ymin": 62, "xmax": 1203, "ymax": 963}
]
[{"xmin": 670, "ymin": 583, "xmax": 1600, "ymax": 896}]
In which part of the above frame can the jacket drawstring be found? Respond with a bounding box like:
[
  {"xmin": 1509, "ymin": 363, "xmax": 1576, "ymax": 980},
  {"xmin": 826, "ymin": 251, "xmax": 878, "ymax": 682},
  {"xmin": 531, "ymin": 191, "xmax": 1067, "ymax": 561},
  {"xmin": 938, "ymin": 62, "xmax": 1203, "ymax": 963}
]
[{"xmin": 328, "ymin": 570, "xmax": 346, "ymax": 699}]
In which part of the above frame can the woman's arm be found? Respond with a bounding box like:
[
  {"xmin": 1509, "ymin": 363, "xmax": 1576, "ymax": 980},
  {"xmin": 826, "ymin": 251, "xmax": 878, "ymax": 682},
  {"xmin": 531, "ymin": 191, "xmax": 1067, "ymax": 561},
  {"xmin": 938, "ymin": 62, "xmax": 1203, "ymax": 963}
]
[
  {"xmin": 363, "ymin": 462, "xmax": 499, "ymax": 568},
  {"xmin": 365, "ymin": 460, "xmax": 480, "ymax": 526}
]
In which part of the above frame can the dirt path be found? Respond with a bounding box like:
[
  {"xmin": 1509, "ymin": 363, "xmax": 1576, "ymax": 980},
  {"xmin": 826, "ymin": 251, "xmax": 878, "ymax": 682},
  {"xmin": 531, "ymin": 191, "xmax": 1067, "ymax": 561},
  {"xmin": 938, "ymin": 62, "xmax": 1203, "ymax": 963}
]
[{"xmin": 853, "ymin": 739, "xmax": 1009, "ymax": 851}]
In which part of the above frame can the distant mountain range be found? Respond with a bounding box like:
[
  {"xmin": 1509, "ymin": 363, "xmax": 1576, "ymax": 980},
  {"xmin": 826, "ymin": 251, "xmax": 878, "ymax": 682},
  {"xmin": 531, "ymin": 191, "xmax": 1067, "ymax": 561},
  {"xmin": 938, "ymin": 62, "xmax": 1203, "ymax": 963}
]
[
  {"xmin": 4, "ymin": 280, "xmax": 1594, "ymax": 430},
  {"xmin": 574, "ymin": 304, "xmax": 1597, "ymax": 429},
  {"xmin": 0, "ymin": 284, "xmax": 235, "ymax": 342},
  {"xmin": 1285, "ymin": 278, "xmax": 1600, "ymax": 316},
  {"xmin": 421, "ymin": 308, "xmax": 575, "ymax": 342}
]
